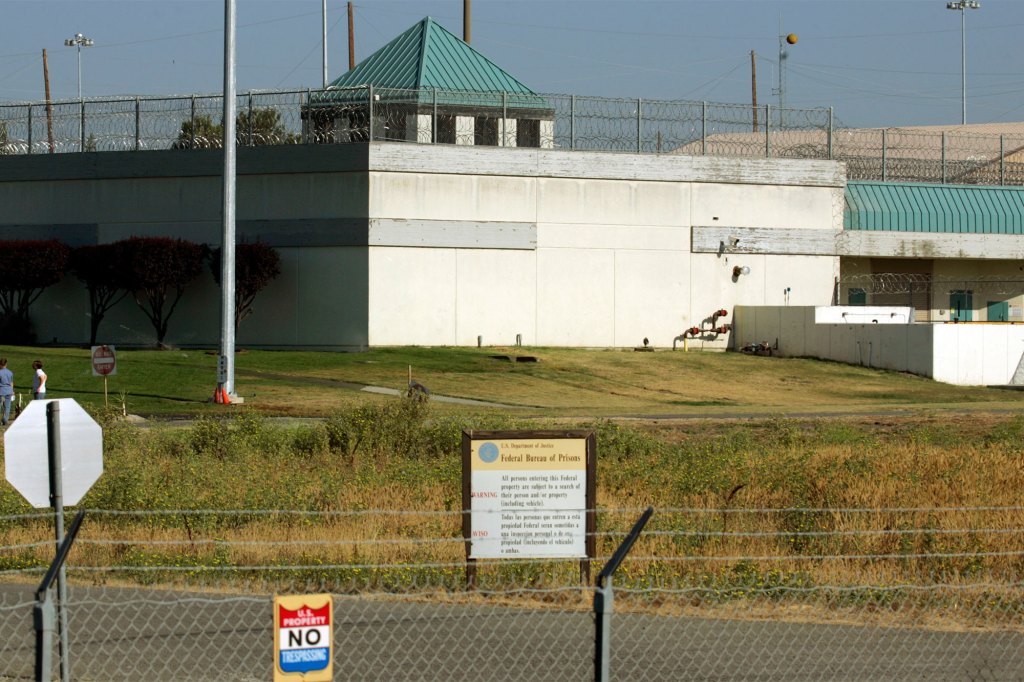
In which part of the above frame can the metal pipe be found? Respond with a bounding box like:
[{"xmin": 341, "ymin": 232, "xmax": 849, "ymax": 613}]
[{"xmin": 46, "ymin": 403, "xmax": 70, "ymax": 682}]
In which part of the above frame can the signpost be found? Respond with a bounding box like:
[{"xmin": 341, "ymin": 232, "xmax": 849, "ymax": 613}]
[
  {"xmin": 90, "ymin": 345, "xmax": 116, "ymax": 407},
  {"xmin": 273, "ymin": 594, "xmax": 333, "ymax": 681},
  {"xmin": 462, "ymin": 430, "xmax": 596, "ymax": 585},
  {"xmin": 5, "ymin": 399, "xmax": 103, "ymax": 682}
]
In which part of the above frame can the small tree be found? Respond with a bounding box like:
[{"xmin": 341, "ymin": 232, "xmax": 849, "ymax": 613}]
[
  {"xmin": 172, "ymin": 109, "xmax": 299, "ymax": 150},
  {"xmin": 210, "ymin": 242, "xmax": 282, "ymax": 329},
  {"xmin": 120, "ymin": 237, "xmax": 205, "ymax": 347},
  {"xmin": 70, "ymin": 243, "xmax": 131, "ymax": 345},
  {"xmin": 173, "ymin": 115, "xmax": 223, "ymax": 150},
  {"xmin": 236, "ymin": 108, "xmax": 299, "ymax": 146},
  {"xmin": 0, "ymin": 240, "xmax": 70, "ymax": 343}
]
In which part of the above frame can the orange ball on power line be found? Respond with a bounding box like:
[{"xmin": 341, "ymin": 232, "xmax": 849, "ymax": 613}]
[{"xmin": 786, "ymin": 33, "xmax": 798, "ymax": 45}]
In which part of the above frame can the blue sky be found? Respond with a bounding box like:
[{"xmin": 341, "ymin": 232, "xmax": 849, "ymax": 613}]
[{"xmin": 1, "ymin": 0, "xmax": 1022, "ymax": 128}]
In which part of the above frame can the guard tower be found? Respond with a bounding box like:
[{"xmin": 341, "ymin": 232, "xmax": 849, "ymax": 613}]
[{"xmin": 303, "ymin": 17, "xmax": 555, "ymax": 148}]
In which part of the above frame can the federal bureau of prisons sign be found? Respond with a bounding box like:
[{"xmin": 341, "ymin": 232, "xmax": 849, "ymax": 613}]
[
  {"xmin": 462, "ymin": 430, "xmax": 596, "ymax": 561},
  {"xmin": 273, "ymin": 594, "xmax": 333, "ymax": 681}
]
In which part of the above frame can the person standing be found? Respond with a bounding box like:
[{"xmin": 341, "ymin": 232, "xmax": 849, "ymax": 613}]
[
  {"xmin": 0, "ymin": 359, "xmax": 13, "ymax": 425},
  {"xmin": 32, "ymin": 360, "xmax": 46, "ymax": 400}
]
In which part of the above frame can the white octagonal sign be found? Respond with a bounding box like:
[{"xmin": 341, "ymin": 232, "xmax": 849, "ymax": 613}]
[{"xmin": 5, "ymin": 399, "xmax": 103, "ymax": 508}]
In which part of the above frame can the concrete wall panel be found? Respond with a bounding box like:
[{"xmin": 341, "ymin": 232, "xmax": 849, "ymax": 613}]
[
  {"xmin": 612, "ymin": 250, "xmax": 689, "ymax": 347},
  {"xmin": 368, "ymin": 247, "xmax": 456, "ymax": 345},
  {"xmin": 536, "ymin": 249, "xmax": 615, "ymax": 346},
  {"xmin": 454, "ymin": 250, "xmax": 537, "ymax": 346}
]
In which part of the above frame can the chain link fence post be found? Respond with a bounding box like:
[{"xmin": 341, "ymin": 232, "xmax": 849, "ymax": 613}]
[{"xmin": 594, "ymin": 506, "xmax": 653, "ymax": 682}]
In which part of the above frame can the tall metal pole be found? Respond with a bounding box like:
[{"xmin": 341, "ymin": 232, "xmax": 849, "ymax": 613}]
[
  {"xmin": 947, "ymin": 1, "xmax": 980, "ymax": 125},
  {"xmin": 220, "ymin": 0, "xmax": 237, "ymax": 399},
  {"xmin": 76, "ymin": 45, "xmax": 82, "ymax": 102},
  {"xmin": 750, "ymin": 50, "xmax": 759, "ymax": 133},
  {"xmin": 464, "ymin": 0, "xmax": 471, "ymax": 43},
  {"xmin": 322, "ymin": 0, "xmax": 328, "ymax": 88},
  {"xmin": 960, "ymin": 6, "xmax": 966, "ymax": 124}
]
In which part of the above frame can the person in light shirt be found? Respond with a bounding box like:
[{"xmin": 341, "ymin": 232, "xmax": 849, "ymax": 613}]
[
  {"xmin": 31, "ymin": 360, "xmax": 46, "ymax": 401},
  {"xmin": 0, "ymin": 359, "xmax": 13, "ymax": 425}
]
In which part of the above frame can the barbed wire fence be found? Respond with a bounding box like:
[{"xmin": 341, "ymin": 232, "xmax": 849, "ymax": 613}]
[
  {"xmin": 2, "ymin": 88, "xmax": 1023, "ymax": 186},
  {"xmin": 2, "ymin": 505, "xmax": 1024, "ymax": 680},
  {"xmin": 837, "ymin": 273, "xmax": 1024, "ymax": 322}
]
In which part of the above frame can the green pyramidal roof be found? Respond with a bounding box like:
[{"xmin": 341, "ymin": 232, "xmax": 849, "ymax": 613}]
[
  {"xmin": 311, "ymin": 17, "xmax": 548, "ymax": 110},
  {"xmin": 330, "ymin": 17, "xmax": 537, "ymax": 94}
]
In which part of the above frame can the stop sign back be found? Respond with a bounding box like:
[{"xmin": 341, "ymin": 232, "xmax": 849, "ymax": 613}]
[
  {"xmin": 91, "ymin": 345, "xmax": 116, "ymax": 377},
  {"xmin": 5, "ymin": 399, "xmax": 103, "ymax": 508}
]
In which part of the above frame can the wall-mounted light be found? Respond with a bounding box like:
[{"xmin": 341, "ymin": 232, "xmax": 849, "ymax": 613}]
[{"xmin": 732, "ymin": 265, "xmax": 750, "ymax": 277}]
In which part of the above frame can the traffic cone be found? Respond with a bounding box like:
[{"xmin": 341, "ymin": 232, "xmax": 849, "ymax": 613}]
[{"xmin": 221, "ymin": 387, "xmax": 231, "ymax": 405}]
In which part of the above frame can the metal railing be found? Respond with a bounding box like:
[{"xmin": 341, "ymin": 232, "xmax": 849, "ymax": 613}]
[
  {"xmin": 2, "ymin": 87, "xmax": 1022, "ymax": 186},
  {"xmin": 2, "ymin": 505, "xmax": 1024, "ymax": 680}
]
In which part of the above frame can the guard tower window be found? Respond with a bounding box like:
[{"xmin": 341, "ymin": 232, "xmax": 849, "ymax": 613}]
[
  {"xmin": 475, "ymin": 116, "xmax": 499, "ymax": 146},
  {"xmin": 437, "ymin": 115, "xmax": 457, "ymax": 144},
  {"xmin": 517, "ymin": 119, "xmax": 541, "ymax": 148}
]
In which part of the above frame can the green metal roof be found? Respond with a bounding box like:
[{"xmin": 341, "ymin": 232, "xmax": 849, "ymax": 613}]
[
  {"xmin": 311, "ymin": 17, "xmax": 547, "ymax": 109},
  {"xmin": 844, "ymin": 181, "xmax": 1024, "ymax": 234}
]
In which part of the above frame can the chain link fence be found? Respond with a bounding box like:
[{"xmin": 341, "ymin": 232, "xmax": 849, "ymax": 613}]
[
  {"xmin": 2, "ymin": 87, "xmax": 1022, "ymax": 186},
  {"xmin": 3, "ymin": 505, "xmax": 1024, "ymax": 680}
]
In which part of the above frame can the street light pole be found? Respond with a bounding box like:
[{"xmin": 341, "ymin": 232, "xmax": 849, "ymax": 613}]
[
  {"xmin": 63, "ymin": 33, "xmax": 93, "ymax": 102},
  {"xmin": 946, "ymin": 0, "xmax": 980, "ymax": 125}
]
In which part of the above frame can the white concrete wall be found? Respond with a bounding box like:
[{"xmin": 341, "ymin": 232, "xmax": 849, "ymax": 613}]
[
  {"xmin": 735, "ymin": 304, "xmax": 1024, "ymax": 385},
  {"xmin": 366, "ymin": 149, "xmax": 841, "ymax": 348}
]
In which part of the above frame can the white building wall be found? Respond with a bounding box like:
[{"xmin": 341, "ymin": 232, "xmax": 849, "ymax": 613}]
[
  {"xmin": 366, "ymin": 148, "xmax": 841, "ymax": 348},
  {"xmin": 735, "ymin": 304, "xmax": 1024, "ymax": 386}
]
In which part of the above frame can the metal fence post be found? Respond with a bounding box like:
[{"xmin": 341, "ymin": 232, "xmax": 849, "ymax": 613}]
[
  {"xmin": 942, "ymin": 131, "xmax": 947, "ymax": 184},
  {"xmin": 594, "ymin": 507, "xmax": 653, "ymax": 682},
  {"xmin": 432, "ymin": 88, "xmax": 438, "ymax": 144},
  {"xmin": 27, "ymin": 105, "xmax": 32, "ymax": 154},
  {"xmin": 701, "ymin": 101, "xmax": 706, "ymax": 155},
  {"xmin": 827, "ymin": 106, "xmax": 833, "ymax": 160},
  {"xmin": 134, "ymin": 97, "xmax": 140, "ymax": 151},
  {"xmin": 881, "ymin": 129, "xmax": 887, "ymax": 182},
  {"xmin": 570, "ymin": 95, "xmax": 576, "ymax": 150},
  {"xmin": 637, "ymin": 98, "xmax": 642, "ymax": 153},
  {"xmin": 502, "ymin": 91, "xmax": 508, "ymax": 147},
  {"xmin": 189, "ymin": 95, "xmax": 196, "ymax": 148},
  {"xmin": 34, "ymin": 510, "xmax": 85, "ymax": 682},
  {"xmin": 247, "ymin": 91, "xmax": 253, "ymax": 146},
  {"xmin": 79, "ymin": 101, "xmax": 86, "ymax": 152},
  {"xmin": 765, "ymin": 104, "xmax": 771, "ymax": 158},
  {"xmin": 1000, "ymin": 135, "xmax": 1005, "ymax": 185},
  {"xmin": 368, "ymin": 85, "xmax": 374, "ymax": 141}
]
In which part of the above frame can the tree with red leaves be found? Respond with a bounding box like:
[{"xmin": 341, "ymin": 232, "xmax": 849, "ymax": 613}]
[
  {"xmin": 70, "ymin": 243, "xmax": 132, "ymax": 346},
  {"xmin": 120, "ymin": 237, "xmax": 205, "ymax": 347},
  {"xmin": 0, "ymin": 239, "xmax": 70, "ymax": 343},
  {"xmin": 210, "ymin": 242, "xmax": 282, "ymax": 329}
]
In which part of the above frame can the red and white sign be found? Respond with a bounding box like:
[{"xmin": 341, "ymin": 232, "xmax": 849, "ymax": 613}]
[{"xmin": 91, "ymin": 345, "xmax": 117, "ymax": 377}]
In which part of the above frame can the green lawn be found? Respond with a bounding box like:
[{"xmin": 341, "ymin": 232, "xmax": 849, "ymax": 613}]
[{"xmin": 5, "ymin": 345, "xmax": 1023, "ymax": 419}]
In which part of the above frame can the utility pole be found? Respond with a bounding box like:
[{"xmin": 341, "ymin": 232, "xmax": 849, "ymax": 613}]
[
  {"xmin": 464, "ymin": 0, "xmax": 471, "ymax": 43},
  {"xmin": 751, "ymin": 50, "xmax": 759, "ymax": 132},
  {"xmin": 348, "ymin": 1, "xmax": 355, "ymax": 70},
  {"xmin": 42, "ymin": 49, "xmax": 54, "ymax": 153},
  {"xmin": 322, "ymin": 0, "xmax": 328, "ymax": 87}
]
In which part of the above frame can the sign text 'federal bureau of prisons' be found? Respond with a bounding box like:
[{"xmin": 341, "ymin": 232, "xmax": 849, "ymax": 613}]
[{"xmin": 463, "ymin": 430, "xmax": 595, "ymax": 560}]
